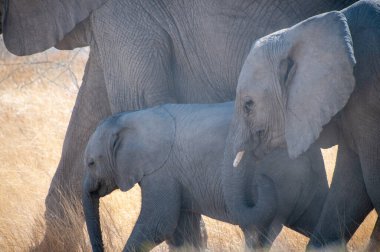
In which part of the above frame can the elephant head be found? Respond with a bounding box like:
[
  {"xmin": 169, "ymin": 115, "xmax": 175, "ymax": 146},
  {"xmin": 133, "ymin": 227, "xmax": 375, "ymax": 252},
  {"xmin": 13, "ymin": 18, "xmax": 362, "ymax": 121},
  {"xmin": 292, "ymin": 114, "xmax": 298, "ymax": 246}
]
[
  {"xmin": 231, "ymin": 11, "xmax": 356, "ymax": 165},
  {"xmin": 1, "ymin": 0, "xmax": 107, "ymax": 55},
  {"xmin": 82, "ymin": 107, "xmax": 175, "ymax": 251}
]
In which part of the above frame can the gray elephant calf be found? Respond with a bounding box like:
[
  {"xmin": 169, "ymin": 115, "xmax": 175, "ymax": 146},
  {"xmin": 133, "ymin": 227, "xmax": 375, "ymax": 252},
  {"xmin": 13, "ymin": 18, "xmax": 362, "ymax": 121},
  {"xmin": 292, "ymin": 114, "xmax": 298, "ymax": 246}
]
[{"xmin": 82, "ymin": 102, "xmax": 328, "ymax": 252}]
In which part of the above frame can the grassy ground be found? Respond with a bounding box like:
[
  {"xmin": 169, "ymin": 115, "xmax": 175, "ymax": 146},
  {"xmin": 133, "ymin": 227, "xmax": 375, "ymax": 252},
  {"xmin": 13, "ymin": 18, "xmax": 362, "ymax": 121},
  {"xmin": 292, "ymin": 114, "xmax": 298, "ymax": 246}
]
[{"xmin": 0, "ymin": 43, "xmax": 376, "ymax": 251}]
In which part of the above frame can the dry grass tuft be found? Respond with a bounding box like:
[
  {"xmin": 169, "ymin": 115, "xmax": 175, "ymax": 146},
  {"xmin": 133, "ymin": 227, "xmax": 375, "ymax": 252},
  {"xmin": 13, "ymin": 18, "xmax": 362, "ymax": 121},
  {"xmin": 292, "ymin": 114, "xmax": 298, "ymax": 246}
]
[{"xmin": 0, "ymin": 43, "xmax": 376, "ymax": 251}]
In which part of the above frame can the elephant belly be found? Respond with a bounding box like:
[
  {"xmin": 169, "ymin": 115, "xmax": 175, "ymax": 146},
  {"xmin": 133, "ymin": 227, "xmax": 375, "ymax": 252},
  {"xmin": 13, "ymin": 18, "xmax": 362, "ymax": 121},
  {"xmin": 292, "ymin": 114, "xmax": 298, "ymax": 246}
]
[{"xmin": 180, "ymin": 183, "xmax": 232, "ymax": 224}]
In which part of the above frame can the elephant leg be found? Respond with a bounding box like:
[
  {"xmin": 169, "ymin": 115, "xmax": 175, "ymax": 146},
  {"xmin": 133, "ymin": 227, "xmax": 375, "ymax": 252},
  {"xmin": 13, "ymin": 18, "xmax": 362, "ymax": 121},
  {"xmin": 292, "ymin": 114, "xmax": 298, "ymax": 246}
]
[
  {"xmin": 308, "ymin": 142, "xmax": 373, "ymax": 248},
  {"xmin": 352, "ymin": 113, "xmax": 380, "ymax": 251},
  {"xmin": 357, "ymin": 132, "xmax": 380, "ymax": 215},
  {"xmin": 288, "ymin": 189, "xmax": 328, "ymax": 238},
  {"xmin": 359, "ymin": 137, "xmax": 380, "ymax": 251},
  {"xmin": 37, "ymin": 52, "xmax": 111, "ymax": 251},
  {"xmin": 167, "ymin": 212, "xmax": 207, "ymax": 251},
  {"xmin": 242, "ymin": 221, "xmax": 282, "ymax": 250},
  {"xmin": 367, "ymin": 216, "xmax": 380, "ymax": 251},
  {"xmin": 287, "ymin": 146, "xmax": 329, "ymax": 238},
  {"xmin": 288, "ymin": 175, "xmax": 329, "ymax": 237},
  {"xmin": 125, "ymin": 179, "xmax": 181, "ymax": 252}
]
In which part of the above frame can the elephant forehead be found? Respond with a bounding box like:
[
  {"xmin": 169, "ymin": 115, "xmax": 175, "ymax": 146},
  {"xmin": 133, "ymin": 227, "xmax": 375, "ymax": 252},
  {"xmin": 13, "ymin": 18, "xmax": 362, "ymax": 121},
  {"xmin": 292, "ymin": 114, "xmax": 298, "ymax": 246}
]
[
  {"xmin": 87, "ymin": 129, "xmax": 110, "ymax": 152},
  {"xmin": 239, "ymin": 54, "xmax": 274, "ymax": 87},
  {"xmin": 237, "ymin": 68, "xmax": 273, "ymax": 97}
]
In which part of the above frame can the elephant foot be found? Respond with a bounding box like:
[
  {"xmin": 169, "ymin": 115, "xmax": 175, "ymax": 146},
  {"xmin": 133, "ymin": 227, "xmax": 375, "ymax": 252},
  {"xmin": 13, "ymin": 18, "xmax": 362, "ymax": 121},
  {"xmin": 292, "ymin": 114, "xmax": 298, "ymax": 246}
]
[
  {"xmin": 166, "ymin": 213, "xmax": 208, "ymax": 252},
  {"xmin": 306, "ymin": 239, "xmax": 347, "ymax": 252},
  {"xmin": 30, "ymin": 223, "xmax": 86, "ymax": 252},
  {"xmin": 366, "ymin": 217, "xmax": 380, "ymax": 252},
  {"xmin": 366, "ymin": 238, "xmax": 380, "ymax": 252},
  {"xmin": 30, "ymin": 211, "xmax": 87, "ymax": 252},
  {"xmin": 31, "ymin": 185, "xmax": 87, "ymax": 251}
]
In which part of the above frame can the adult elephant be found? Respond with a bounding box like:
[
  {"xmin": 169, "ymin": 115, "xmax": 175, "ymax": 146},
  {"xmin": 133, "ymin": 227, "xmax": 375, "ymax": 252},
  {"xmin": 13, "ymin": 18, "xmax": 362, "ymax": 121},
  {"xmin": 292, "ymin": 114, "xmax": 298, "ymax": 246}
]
[
  {"xmin": 1, "ymin": 0, "xmax": 357, "ymax": 249},
  {"xmin": 229, "ymin": 0, "xmax": 380, "ymax": 249}
]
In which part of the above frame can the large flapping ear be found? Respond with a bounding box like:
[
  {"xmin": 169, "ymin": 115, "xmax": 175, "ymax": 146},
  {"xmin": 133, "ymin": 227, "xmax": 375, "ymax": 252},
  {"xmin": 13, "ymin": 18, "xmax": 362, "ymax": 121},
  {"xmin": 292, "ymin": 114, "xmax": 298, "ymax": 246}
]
[
  {"xmin": 111, "ymin": 107, "xmax": 175, "ymax": 191},
  {"xmin": 3, "ymin": 0, "xmax": 106, "ymax": 55},
  {"xmin": 283, "ymin": 11, "xmax": 356, "ymax": 158}
]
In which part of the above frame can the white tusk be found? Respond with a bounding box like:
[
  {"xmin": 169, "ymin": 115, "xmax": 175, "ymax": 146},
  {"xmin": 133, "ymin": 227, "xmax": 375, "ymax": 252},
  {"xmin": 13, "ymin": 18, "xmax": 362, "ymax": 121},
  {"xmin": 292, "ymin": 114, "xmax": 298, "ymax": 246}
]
[{"xmin": 233, "ymin": 151, "xmax": 245, "ymax": 168}]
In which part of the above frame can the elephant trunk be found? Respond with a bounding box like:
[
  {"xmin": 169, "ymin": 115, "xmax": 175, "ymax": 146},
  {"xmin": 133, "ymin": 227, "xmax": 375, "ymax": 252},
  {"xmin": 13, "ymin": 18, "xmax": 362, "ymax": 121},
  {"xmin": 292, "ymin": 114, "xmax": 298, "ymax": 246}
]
[
  {"xmin": 229, "ymin": 111, "xmax": 263, "ymax": 167},
  {"xmin": 223, "ymin": 117, "xmax": 277, "ymax": 228},
  {"xmin": 83, "ymin": 176, "xmax": 104, "ymax": 252},
  {"xmin": 230, "ymin": 114, "xmax": 250, "ymax": 168}
]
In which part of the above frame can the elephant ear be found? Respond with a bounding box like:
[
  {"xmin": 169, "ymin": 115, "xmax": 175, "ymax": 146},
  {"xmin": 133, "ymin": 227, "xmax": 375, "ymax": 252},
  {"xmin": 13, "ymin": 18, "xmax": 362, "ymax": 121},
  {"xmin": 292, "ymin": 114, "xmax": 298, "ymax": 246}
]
[
  {"xmin": 2, "ymin": 0, "xmax": 106, "ymax": 55},
  {"xmin": 111, "ymin": 107, "xmax": 175, "ymax": 191},
  {"xmin": 283, "ymin": 11, "xmax": 356, "ymax": 158}
]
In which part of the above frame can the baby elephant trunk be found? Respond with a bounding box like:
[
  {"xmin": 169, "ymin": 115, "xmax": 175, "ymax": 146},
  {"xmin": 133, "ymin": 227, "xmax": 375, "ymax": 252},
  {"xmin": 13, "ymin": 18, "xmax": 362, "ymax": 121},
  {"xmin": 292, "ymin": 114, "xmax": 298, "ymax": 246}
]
[{"xmin": 83, "ymin": 177, "xmax": 104, "ymax": 252}]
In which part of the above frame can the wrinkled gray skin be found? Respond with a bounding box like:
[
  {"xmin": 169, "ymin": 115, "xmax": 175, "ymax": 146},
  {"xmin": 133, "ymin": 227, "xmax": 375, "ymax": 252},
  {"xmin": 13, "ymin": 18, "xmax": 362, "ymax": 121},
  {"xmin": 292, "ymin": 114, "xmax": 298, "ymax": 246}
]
[
  {"xmin": 231, "ymin": 0, "xmax": 380, "ymax": 248},
  {"xmin": 0, "ymin": 0, "xmax": 357, "ymax": 248},
  {"xmin": 83, "ymin": 102, "xmax": 328, "ymax": 251}
]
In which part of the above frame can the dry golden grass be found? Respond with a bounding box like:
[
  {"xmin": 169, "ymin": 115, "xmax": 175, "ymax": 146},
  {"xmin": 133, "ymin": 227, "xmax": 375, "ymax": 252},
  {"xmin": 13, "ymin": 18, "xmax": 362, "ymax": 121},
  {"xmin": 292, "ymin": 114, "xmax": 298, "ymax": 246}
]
[{"xmin": 0, "ymin": 43, "xmax": 376, "ymax": 251}]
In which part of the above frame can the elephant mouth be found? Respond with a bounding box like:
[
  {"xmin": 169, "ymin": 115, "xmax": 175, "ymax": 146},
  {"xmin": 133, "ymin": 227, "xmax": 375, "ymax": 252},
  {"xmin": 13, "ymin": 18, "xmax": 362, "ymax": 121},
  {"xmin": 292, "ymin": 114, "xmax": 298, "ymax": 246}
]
[
  {"xmin": 249, "ymin": 130, "xmax": 268, "ymax": 160},
  {"xmin": 98, "ymin": 181, "xmax": 117, "ymax": 197},
  {"xmin": 97, "ymin": 185, "xmax": 108, "ymax": 197},
  {"xmin": 89, "ymin": 181, "xmax": 109, "ymax": 198},
  {"xmin": 233, "ymin": 130, "xmax": 271, "ymax": 167},
  {"xmin": 252, "ymin": 130, "xmax": 286, "ymax": 159},
  {"xmin": 252, "ymin": 145, "xmax": 267, "ymax": 160}
]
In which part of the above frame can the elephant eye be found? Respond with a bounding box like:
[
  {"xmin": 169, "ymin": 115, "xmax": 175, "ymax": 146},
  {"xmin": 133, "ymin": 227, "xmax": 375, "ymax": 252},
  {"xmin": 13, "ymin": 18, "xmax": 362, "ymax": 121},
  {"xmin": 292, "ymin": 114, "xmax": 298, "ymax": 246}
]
[
  {"xmin": 243, "ymin": 97, "xmax": 254, "ymax": 114},
  {"xmin": 88, "ymin": 159, "xmax": 95, "ymax": 168}
]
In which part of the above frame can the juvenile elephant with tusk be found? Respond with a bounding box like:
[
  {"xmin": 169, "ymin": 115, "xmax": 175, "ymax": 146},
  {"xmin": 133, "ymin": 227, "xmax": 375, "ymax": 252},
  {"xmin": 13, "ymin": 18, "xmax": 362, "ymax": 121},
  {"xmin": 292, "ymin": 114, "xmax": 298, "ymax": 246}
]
[
  {"xmin": 82, "ymin": 102, "xmax": 328, "ymax": 251},
  {"xmin": 229, "ymin": 0, "xmax": 380, "ymax": 248}
]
